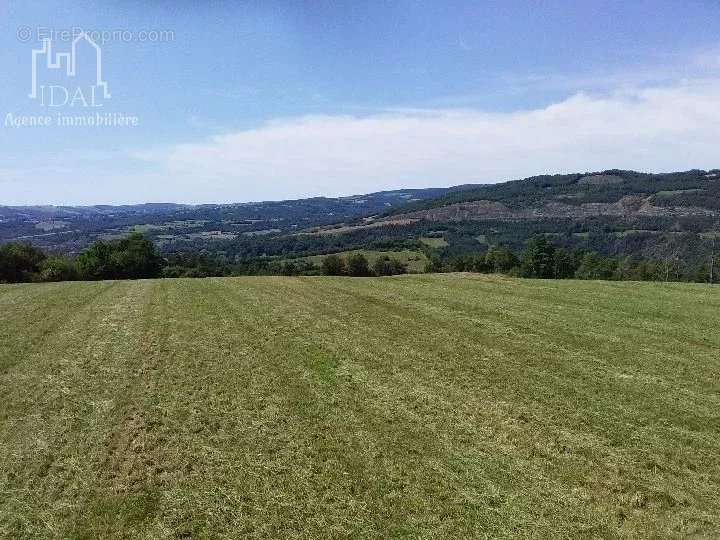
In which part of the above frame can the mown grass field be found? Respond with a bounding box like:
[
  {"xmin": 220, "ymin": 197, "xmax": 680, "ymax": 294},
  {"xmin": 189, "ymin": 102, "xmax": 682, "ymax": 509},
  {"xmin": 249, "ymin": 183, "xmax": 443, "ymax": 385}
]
[{"xmin": 1, "ymin": 275, "xmax": 719, "ymax": 538}]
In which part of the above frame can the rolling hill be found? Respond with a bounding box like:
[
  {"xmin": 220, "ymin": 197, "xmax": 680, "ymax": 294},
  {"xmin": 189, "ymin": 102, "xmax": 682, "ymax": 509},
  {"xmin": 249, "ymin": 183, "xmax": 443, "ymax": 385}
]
[
  {"xmin": 383, "ymin": 169, "xmax": 720, "ymax": 219},
  {"xmin": 280, "ymin": 169, "xmax": 720, "ymax": 269},
  {"xmin": 1, "ymin": 275, "xmax": 719, "ymax": 537},
  {"xmin": 0, "ymin": 187, "xmax": 461, "ymax": 254},
  {"xmin": 2, "ymin": 169, "xmax": 719, "ymax": 277}
]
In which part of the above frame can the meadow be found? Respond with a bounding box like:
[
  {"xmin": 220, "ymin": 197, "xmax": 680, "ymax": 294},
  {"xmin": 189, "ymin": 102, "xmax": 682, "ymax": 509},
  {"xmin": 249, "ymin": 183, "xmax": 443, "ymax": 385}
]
[{"xmin": 1, "ymin": 274, "xmax": 718, "ymax": 538}]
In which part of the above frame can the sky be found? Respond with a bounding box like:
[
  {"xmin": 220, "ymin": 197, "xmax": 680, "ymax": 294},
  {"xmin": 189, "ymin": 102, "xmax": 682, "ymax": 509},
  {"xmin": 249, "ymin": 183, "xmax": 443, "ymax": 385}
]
[{"xmin": 1, "ymin": 0, "xmax": 720, "ymax": 205}]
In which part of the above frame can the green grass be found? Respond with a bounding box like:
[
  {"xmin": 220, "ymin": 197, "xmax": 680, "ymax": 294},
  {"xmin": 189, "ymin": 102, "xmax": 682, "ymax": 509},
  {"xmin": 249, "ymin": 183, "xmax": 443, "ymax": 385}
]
[
  {"xmin": 294, "ymin": 249, "xmax": 428, "ymax": 273},
  {"xmin": 1, "ymin": 275, "xmax": 719, "ymax": 538},
  {"xmin": 419, "ymin": 236, "xmax": 449, "ymax": 248}
]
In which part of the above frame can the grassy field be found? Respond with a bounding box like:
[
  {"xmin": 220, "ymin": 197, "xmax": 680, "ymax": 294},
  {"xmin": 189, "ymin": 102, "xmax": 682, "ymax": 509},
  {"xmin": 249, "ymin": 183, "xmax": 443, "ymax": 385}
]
[
  {"xmin": 292, "ymin": 249, "xmax": 428, "ymax": 273},
  {"xmin": 419, "ymin": 236, "xmax": 449, "ymax": 248},
  {"xmin": 1, "ymin": 275, "xmax": 719, "ymax": 538}
]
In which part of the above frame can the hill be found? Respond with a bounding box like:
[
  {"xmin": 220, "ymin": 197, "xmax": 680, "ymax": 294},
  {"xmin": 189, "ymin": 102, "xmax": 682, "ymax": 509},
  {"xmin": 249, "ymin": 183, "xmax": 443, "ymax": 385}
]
[
  {"xmin": 2, "ymin": 169, "xmax": 719, "ymax": 279},
  {"xmin": 383, "ymin": 169, "xmax": 720, "ymax": 218},
  {"xmin": 268, "ymin": 169, "xmax": 720, "ymax": 271},
  {"xmin": 1, "ymin": 275, "xmax": 719, "ymax": 537},
  {"xmin": 0, "ymin": 187, "xmax": 460, "ymax": 254}
]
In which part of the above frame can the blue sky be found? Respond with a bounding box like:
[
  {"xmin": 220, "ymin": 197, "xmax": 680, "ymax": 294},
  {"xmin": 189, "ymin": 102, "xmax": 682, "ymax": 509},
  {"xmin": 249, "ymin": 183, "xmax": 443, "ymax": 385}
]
[{"xmin": 2, "ymin": 0, "xmax": 720, "ymax": 205}]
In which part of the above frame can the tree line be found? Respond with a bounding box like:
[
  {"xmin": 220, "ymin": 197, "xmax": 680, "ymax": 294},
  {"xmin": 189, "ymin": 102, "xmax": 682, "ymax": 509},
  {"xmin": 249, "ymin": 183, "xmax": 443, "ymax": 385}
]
[
  {"xmin": 436, "ymin": 235, "xmax": 719, "ymax": 283},
  {"xmin": 0, "ymin": 233, "xmax": 163, "ymax": 283},
  {"xmin": 0, "ymin": 234, "xmax": 411, "ymax": 283},
  {"xmin": 319, "ymin": 253, "xmax": 408, "ymax": 276},
  {"xmin": 1, "ymin": 233, "xmax": 717, "ymax": 284}
]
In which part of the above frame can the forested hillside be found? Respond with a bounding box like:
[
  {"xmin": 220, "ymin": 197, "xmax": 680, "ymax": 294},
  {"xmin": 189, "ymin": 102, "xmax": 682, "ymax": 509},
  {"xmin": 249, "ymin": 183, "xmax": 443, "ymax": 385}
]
[{"xmin": 385, "ymin": 169, "xmax": 720, "ymax": 215}]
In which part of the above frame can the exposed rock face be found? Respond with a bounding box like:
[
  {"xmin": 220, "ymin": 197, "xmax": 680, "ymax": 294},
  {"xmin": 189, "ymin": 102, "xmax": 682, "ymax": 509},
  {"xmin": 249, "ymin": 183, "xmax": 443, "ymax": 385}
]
[
  {"xmin": 400, "ymin": 200, "xmax": 515, "ymax": 221},
  {"xmin": 384, "ymin": 196, "xmax": 720, "ymax": 223},
  {"xmin": 616, "ymin": 195, "xmax": 646, "ymax": 213}
]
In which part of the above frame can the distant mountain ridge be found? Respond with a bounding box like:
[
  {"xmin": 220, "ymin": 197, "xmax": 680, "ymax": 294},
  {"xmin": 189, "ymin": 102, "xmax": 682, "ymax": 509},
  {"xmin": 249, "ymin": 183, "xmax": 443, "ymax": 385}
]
[
  {"xmin": 0, "ymin": 186, "xmax": 464, "ymax": 252},
  {"xmin": 1, "ymin": 169, "xmax": 718, "ymax": 265},
  {"xmin": 383, "ymin": 169, "xmax": 720, "ymax": 221},
  {"xmin": 0, "ymin": 187, "xmax": 460, "ymax": 219}
]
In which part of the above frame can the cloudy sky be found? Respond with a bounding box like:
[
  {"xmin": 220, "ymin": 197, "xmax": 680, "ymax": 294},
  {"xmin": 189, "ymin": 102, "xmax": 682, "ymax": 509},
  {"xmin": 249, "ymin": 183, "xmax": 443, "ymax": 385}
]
[{"xmin": 1, "ymin": 0, "xmax": 720, "ymax": 205}]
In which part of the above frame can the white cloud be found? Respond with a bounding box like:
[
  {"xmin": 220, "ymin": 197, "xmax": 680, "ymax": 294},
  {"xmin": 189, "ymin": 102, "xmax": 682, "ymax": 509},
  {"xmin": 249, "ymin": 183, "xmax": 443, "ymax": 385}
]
[
  {"xmin": 4, "ymin": 80, "xmax": 719, "ymax": 205},
  {"xmin": 129, "ymin": 80, "xmax": 720, "ymax": 204}
]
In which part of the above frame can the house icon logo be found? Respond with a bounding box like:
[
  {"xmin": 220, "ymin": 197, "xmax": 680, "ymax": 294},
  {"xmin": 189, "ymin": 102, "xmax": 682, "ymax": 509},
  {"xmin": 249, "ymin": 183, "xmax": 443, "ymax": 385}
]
[{"xmin": 29, "ymin": 32, "xmax": 110, "ymax": 107}]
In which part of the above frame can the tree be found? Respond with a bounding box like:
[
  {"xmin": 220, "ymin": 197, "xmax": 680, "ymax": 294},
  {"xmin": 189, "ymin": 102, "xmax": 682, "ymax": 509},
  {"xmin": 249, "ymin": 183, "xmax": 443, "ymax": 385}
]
[
  {"xmin": 76, "ymin": 240, "xmax": 115, "ymax": 280},
  {"xmin": 450, "ymin": 255, "xmax": 471, "ymax": 272},
  {"xmin": 450, "ymin": 254, "xmax": 488, "ymax": 273},
  {"xmin": 520, "ymin": 236, "xmax": 556, "ymax": 278},
  {"xmin": 346, "ymin": 253, "xmax": 371, "ymax": 277},
  {"xmin": 76, "ymin": 233, "xmax": 162, "ymax": 280},
  {"xmin": 552, "ymin": 248, "xmax": 579, "ymax": 279},
  {"xmin": 321, "ymin": 254, "xmax": 346, "ymax": 276},
  {"xmin": 373, "ymin": 256, "xmax": 407, "ymax": 276},
  {"xmin": 111, "ymin": 233, "xmax": 163, "ymax": 279},
  {"xmin": 574, "ymin": 252, "xmax": 617, "ymax": 280},
  {"xmin": 39, "ymin": 256, "xmax": 79, "ymax": 282},
  {"xmin": 0, "ymin": 242, "xmax": 46, "ymax": 283},
  {"xmin": 424, "ymin": 254, "xmax": 444, "ymax": 273},
  {"xmin": 632, "ymin": 258, "xmax": 663, "ymax": 282},
  {"xmin": 710, "ymin": 237, "xmax": 717, "ymax": 284},
  {"xmin": 279, "ymin": 261, "xmax": 298, "ymax": 276},
  {"xmin": 655, "ymin": 236, "xmax": 684, "ymax": 282},
  {"xmin": 485, "ymin": 246, "xmax": 517, "ymax": 274}
]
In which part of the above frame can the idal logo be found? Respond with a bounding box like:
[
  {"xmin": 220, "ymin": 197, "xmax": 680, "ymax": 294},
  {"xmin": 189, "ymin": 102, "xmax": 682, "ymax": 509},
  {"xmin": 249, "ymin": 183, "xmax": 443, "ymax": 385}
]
[{"xmin": 29, "ymin": 32, "xmax": 111, "ymax": 108}]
